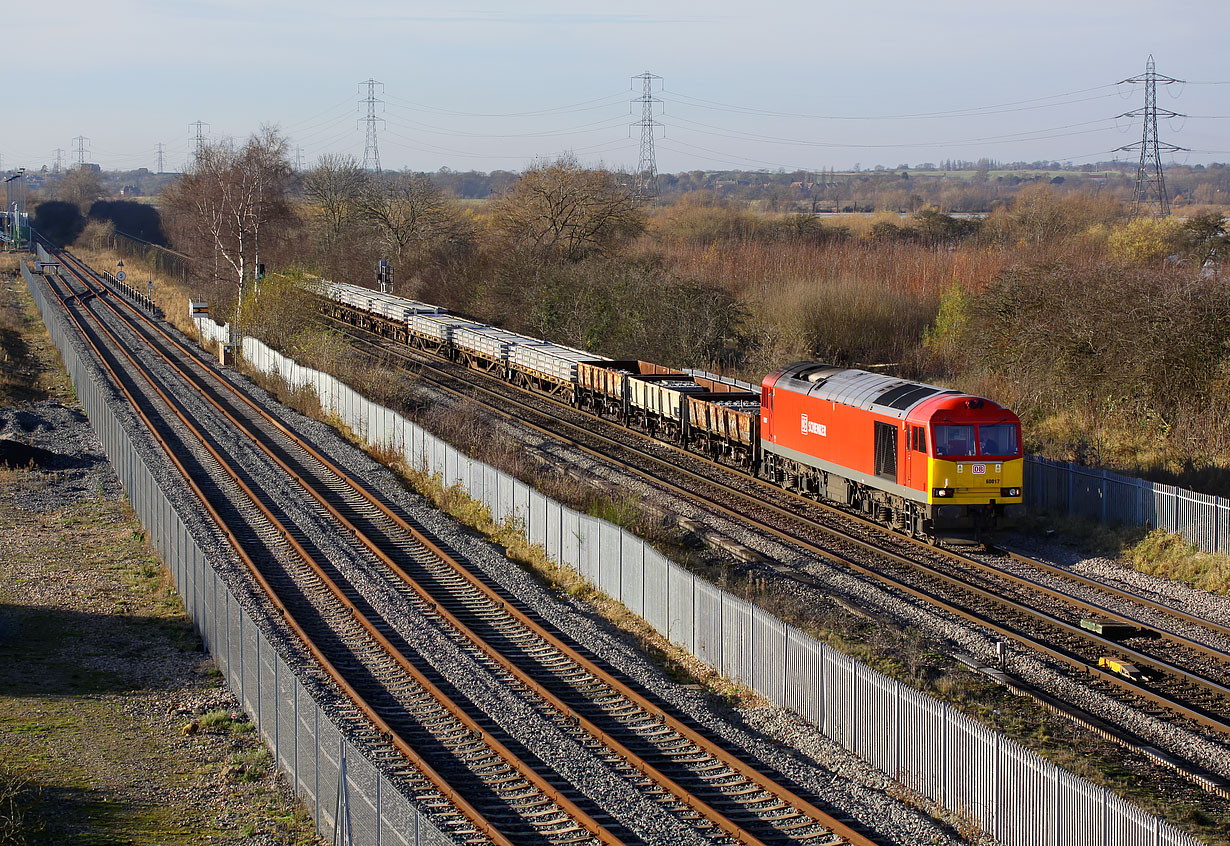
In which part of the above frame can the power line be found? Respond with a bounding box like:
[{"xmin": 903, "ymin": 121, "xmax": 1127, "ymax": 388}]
[
  {"xmin": 382, "ymin": 90, "xmax": 627, "ymax": 118},
  {"xmin": 358, "ymin": 78, "xmax": 384, "ymax": 173},
  {"xmin": 381, "ymin": 109, "xmax": 626, "ymax": 139},
  {"xmin": 662, "ymin": 85, "xmax": 1123, "ymax": 121},
  {"xmin": 1117, "ymin": 55, "xmax": 1185, "ymax": 218},
  {"xmin": 631, "ymin": 71, "xmax": 663, "ymax": 201}
]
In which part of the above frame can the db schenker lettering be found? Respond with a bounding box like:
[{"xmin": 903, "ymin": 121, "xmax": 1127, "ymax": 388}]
[{"xmin": 800, "ymin": 414, "xmax": 827, "ymax": 437}]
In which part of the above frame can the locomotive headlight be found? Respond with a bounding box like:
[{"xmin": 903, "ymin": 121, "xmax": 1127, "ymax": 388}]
[
  {"xmin": 1001, "ymin": 487, "xmax": 1022, "ymax": 498},
  {"xmin": 933, "ymin": 487, "xmax": 954, "ymax": 498}
]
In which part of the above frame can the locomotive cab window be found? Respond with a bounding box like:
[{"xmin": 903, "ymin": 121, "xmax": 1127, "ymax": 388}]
[
  {"xmin": 977, "ymin": 423, "xmax": 1019, "ymax": 457},
  {"xmin": 934, "ymin": 424, "xmax": 976, "ymax": 457},
  {"xmin": 910, "ymin": 426, "xmax": 927, "ymax": 453}
]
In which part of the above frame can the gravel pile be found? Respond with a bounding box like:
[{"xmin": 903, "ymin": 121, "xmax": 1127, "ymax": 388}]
[{"xmin": 0, "ymin": 401, "xmax": 121, "ymax": 510}]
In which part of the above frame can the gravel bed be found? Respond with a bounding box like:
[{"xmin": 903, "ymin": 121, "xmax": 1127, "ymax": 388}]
[{"xmin": 992, "ymin": 532, "xmax": 1230, "ymax": 634}]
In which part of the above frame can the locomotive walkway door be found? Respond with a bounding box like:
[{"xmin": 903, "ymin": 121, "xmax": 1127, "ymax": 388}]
[
  {"xmin": 874, "ymin": 421, "xmax": 898, "ymax": 482},
  {"xmin": 904, "ymin": 426, "xmax": 912, "ymax": 486}
]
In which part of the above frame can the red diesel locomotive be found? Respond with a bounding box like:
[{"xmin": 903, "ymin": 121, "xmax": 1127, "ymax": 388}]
[{"xmin": 760, "ymin": 363, "xmax": 1024, "ymax": 539}]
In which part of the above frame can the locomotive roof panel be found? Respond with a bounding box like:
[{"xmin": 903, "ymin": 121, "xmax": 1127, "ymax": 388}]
[{"xmin": 770, "ymin": 362, "xmax": 961, "ymax": 419}]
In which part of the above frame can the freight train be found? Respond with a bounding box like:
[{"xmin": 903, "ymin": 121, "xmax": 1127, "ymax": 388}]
[{"xmin": 318, "ymin": 280, "xmax": 1024, "ymax": 541}]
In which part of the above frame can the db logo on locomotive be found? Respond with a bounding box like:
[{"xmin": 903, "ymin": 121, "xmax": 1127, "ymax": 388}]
[{"xmin": 800, "ymin": 415, "xmax": 827, "ymax": 437}]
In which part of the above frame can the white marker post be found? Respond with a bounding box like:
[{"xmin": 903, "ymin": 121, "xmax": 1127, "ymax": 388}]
[{"xmin": 188, "ymin": 298, "xmax": 210, "ymax": 347}]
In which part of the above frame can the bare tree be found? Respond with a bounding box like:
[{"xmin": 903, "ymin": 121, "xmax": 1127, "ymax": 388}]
[
  {"xmin": 56, "ymin": 166, "xmax": 104, "ymax": 212},
  {"xmin": 492, "ymin": 155, "xmax": 644, "ymax": 261},
  {"xmin": 303, "ymin": 154, "xmax": 367, "ymax": 244},
  {"xmin": 162, "ymin": 127, "xmax": 294, "ymax": 311},
  {"xmin": 357, "ymin": 171, "xmax": 472, "ymax": 267}
]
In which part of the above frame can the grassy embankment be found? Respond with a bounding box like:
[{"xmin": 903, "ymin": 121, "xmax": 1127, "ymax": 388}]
[{"xmin": 0, "ymin": 253, "xmax": 318, "ymax": 845}]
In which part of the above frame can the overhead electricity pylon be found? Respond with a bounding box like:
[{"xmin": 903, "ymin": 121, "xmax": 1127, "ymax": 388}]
[
  {"xmin": 358, "ymin": 78, "xmax": 384, "ymax": 173},
  {"xmin": 188, "ymin": 121, "xmax": 210, "ymax": 170},
  {"xmin": 72, "ymin": 136, "xmax": 90, "ymax": 166},
  {"xmin": 630, "ymin": 72, "xmax": 663, "ymax": 202},
  {"xmin": 1118, "ymin": 55, "xmax": 1185, "ymax": 218}
]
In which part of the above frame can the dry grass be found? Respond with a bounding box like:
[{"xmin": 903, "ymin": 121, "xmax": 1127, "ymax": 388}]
[
  {"xmin": 1127, "ymin": 530, "xmax": 1230, "ymax": 595},
  {"xmin": 71, "ymin": 245, "xmax": 199, "ymax": 340},
  {"xmin": 0, "ymin": 259, "xmax": 76, "ymax": 405},
  {"xmin": 636, "ymin": 235, "xmax": 1010, "ymax": 378}
]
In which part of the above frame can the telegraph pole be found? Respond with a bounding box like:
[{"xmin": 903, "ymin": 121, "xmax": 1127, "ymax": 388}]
[
  {"xmin": 358, "ymin": 79, "xmax": 384, "ymax": 173},
  {"xmin": 1118, "ymin": 55, "xmax": 1185, "ymax": 218},
  {"xmin": 630, "ymin": 71, "xmax": 663, "ymax": 202}
]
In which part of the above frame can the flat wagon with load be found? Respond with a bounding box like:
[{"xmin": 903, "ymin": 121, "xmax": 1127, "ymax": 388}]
[
  {"xmin": 508, "ymin": 341, "xmax": 609, "ymax": 398},
  {"xmin": 453, "ymin": 326, "xmax": 538, "ymax": 373},
  {"xmin": 406, "ymin": 313, "xmax": 485, "ymax": 355}
]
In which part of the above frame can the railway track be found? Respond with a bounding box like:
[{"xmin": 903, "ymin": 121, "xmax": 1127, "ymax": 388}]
[
  {"xmin": 43, "ymin": 247, "xmax": 880, "ymax": 845},
  {"xmin": 318, "ymin": 309, "xmax": 1230, "ymax": 761}
]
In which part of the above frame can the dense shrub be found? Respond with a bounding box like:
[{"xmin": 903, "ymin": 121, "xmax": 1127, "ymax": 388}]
[
  {"xmin": 32, "ymin": 201, "xmax": 85, "ymax": 246},
  {"xmin": 959, "ymin": 260, "xmax": 1230, "ymax": 460}
]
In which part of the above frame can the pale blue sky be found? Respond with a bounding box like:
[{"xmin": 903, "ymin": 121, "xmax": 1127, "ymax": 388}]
[{"xmin": 6, "ymin": 0, "xmax": 1228, "ymax": 173}]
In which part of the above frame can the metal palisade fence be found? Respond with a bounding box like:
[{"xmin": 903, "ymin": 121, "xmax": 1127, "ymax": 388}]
[
  {"xmin": 22, "ymin": 263, "xmax": 455, "ymax": 846},
  {"xmin": 1025, "ymin": 456, "xmax": 1230, "ymax": 554},
  {"xmin": 241, "ymin": 335, "xmax": 1199, "ymax": 846}
]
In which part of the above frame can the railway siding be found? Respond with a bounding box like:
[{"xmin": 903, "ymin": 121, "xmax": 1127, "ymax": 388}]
[{"xmin": 235, "ymin": 328, "xmax": 1206, "ymax": 846}]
